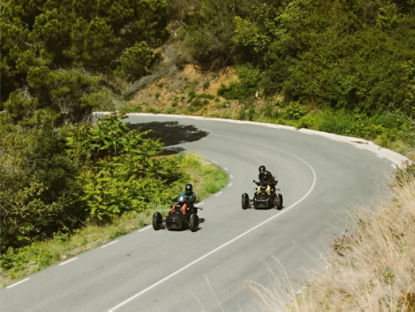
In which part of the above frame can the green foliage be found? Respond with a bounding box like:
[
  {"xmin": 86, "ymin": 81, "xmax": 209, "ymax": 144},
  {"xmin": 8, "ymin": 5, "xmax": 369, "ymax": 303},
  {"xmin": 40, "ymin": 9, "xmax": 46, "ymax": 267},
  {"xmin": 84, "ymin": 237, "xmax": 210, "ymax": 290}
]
[
  {"xmin": 65, "ymin": 114, "xmax": 186, "ymax": 222},
  {"xmin": 188, "ymin": 88, "xmax": 197, "ymax": 102},
  {"xmin": 180, "ymin": 154, "xmax": 228, "ymax": 199},
  {"xmin": 1, "ymin": 0, "xmax": 168, "ymax": 121},
  {"xmin": 202, "ymin": 81, "xmax": 210, "ymax": 89},
  {"xmin": 0, "ymin": 112, "xmax": 190, "ymax": 253},
  {"xmin": 296, "ymin": 108, "xmax": 414, "ymax": 146},
  {"xmin": 81, "ymin": 88, "xmax": 118, "ymax": 111},
  {"xmin": 284, "ymin": 101, "xmax": 306, "ymax": 120},
  {"xmin": 43, "ymin": 69, "xmax": 102, "ymax": 123},
  {"xmin": 376, "ymin": 3, "xmax": 399, "ymax": 30},
  {"xmin": 186, "ymin": 0, "xmax": 415, "ymax": 118},
  {"xmin": 184, "ymin": 90, "xmax": 215, "ymax": 111},
  {"xmin": 0, "ymin": 111, "xmax": 85, "ymax": 253},
  {"xmin": 3, "ymin": 88, "xmax": 39, "ymax": 121},
  {"xmin": 68, "ymin": 17, "xmax": 118, "ymax": 70},
  {"xmin": 267, "ymin": 0, "xmax": 415, "ymax": 117},
  {"xmin": 184, "ymin": 0, "xmax": 258, "ymax": 68},
  {"xmin": 281, "ymin": 26, "xmax": 415, "ymax": 116},
  {"xmin": 66, "ymin": 114, "xmax": 157, "ymax": 162},
  {"xmin": 232, "ymin": 3, "xmax": 281, "ymax": 64},
  {"xmin": 4, "ymin": 64, "xmax": 106, "ymax": 124},
  {"xmin": 116, "ymin": 42, "xmax": 160, "ymax": 81},
  {"xmin": 217, "ymin": 64, "xmax": 260, "ymax": 100},
  {"xmin": 0, "ymin": 154, "xmax": 227, "ymax": 284},
  {"xmin": 263, "ymin": 102, "xmax": 280, "ymax": 119}
]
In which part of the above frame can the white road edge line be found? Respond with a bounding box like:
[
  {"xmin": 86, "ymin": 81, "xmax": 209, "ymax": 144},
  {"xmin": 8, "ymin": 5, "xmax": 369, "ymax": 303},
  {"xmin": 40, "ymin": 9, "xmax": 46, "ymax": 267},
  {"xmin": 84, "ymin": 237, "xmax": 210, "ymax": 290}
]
[
  {"xmin": 228, "ymin": 182, "xmax": 233, "ymax": 188},
  {"xmin": 59, "ymin": 257, "xmax": 79, "ymax": 266},
  {"xmin": 6, "ymin": 278, "xmax": 30, "ymax": 289},
  {"xmin": 223, "ymin": 167, "xmax": 229, "ymax": 171},
  {"xmin": 100, "ymin": 240, "xmax": 120, "ymax": 249},
  {"xmin": 139, "ymin": 225, "xmax": 151, "ymax": 232},
  {"xmin": 108, "ymin": 156, "xmax": 317, "ymax": 312},
  {"xmin": 215, "ymin": 191, "xmax": 223, "ymax": 197},
  {"xmin": 198, "ymin": 201, "xmax": 205, "ymax": 206},
  {"xmin": 230, "ymin": 174, "xmax": 234, "ymax": 179}
]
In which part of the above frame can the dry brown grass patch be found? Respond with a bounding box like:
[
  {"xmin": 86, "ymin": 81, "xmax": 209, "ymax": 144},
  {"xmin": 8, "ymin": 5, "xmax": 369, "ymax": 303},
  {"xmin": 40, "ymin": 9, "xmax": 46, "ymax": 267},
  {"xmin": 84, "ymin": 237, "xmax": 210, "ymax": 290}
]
[
  {"xmin": 248, "ymin": 177, "xmax": 415, "ymax": 312},
  {"xmin": 128, "ymin": 65, "xmax": 238, "ymax": 115}
]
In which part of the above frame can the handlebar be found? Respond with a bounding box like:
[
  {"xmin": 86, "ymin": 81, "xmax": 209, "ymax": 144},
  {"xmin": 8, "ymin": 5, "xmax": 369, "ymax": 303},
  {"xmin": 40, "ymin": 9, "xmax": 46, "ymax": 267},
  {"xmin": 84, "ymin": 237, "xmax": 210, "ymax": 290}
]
[{"xmin": 253, "ymin": 180, "xmax": 278, "ymax": 186}]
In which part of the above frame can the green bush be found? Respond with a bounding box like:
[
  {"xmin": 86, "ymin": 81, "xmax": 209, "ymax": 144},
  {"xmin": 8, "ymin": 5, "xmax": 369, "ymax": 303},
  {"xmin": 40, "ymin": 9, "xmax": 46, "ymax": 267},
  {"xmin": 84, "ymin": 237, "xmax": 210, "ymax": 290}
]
[
  {"xmin": 188, "ymin": 88, "xmax": 197, "ymax": 102},
  {"xmin": 284, "ymin": 101, "xmax": 306, "ymax": 120},
  {"xmin": 217, "ymin": 64, "xmax": 260, "ymax": 100},
  {"xmin": 315, "ymin": 109, "xmax": 413, "ymax": 144},
  {"xmin": 0, "ymin": 111, "xmax": 85, "ymax": 253},
  {"xmin": 116, "ymin": 42, "xmax": 160, "ymax": 81},
  {"xmin": 65, "ymin": 114, "xmax": 187, "ymax": 222},
  {"xmin": 3, "ymin": 88, "xmax": 39, "ymax": 122}
]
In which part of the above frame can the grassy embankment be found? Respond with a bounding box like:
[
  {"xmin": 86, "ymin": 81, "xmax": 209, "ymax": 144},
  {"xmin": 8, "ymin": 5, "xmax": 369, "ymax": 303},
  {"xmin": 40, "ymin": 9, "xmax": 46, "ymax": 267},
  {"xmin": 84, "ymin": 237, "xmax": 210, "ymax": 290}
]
[
  {"xmin": 0, "ymin": 153, "xmax": 228, "ymax": 287},
  {"xmin": 246, "ymin": 170, "xmax": 415, "ymax": 311}
]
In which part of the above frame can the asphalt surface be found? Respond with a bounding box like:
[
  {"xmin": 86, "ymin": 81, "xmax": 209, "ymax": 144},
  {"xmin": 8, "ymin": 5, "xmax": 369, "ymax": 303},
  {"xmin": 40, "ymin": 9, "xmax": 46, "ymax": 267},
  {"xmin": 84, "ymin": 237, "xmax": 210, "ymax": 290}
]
[{"xmin": 0, "ymin": 114, "xmax": 396, "ymax": 312}]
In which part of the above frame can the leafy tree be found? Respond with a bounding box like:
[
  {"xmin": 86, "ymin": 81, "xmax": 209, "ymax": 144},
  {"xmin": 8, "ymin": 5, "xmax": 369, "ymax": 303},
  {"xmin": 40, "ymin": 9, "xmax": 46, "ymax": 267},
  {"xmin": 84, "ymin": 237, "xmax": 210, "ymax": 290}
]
[
  {"xmin": 67, "ymin": 17, "xmax": 118, "ymax": 71},
  {"xmin": 232, "ymin": 2, "xmax": 282, "ymax": 64},
  {"xmin": 116, "ymin": 42, "xmax": 160, "ymax": 81},
  {"xmin": 184, "ymin": 0, "xmax": 259, "ymax": 68},
  {"xmin": 3, "ymin": 88, "xmax": 39, "ymax": 122},
  {"xmin": 1, "ymin": 0, "xmax": 169, "ymax": 121},
  {"xmin": 275, "ymin": 0, "xmax": 415, "ymax": 115},
  {"xmin": 0, "ymin": 111, "xmax": 85, "ymax": 253}
]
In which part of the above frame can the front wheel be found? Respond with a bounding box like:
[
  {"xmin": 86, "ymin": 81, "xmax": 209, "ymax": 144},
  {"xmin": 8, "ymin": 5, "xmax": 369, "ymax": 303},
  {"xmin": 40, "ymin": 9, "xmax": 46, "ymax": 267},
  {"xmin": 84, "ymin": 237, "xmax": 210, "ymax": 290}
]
[
  {"xmin": 275, "ymin": 194, "xmax": 283, "ymax": 210},
  {"xmin": 152, "ymin": 212, "xmax": 163, "ymax": 230},
  {"xmin": 189, "ymin": 214, "xmax": 199, "ymax": 232},
  {"xmin": 241, "ymin": 193, "xmax": 250, "ymax": 209}
]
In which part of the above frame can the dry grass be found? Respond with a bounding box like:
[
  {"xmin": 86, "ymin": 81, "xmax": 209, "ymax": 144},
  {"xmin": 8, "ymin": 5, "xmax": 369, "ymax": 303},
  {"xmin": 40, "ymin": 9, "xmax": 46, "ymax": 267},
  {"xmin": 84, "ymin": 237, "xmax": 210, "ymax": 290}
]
[
  {"xmin": 248, "ymin": 176, "xmax": 415, "ymax": 312},
  {"xmin": 126, "ymin": 64, "xmax": 242, "ymax": 116}
]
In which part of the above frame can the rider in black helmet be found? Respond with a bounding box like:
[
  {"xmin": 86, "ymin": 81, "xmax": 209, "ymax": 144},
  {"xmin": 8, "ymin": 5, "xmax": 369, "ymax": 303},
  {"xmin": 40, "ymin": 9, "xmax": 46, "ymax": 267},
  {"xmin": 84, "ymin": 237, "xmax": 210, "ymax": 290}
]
[
  {"xmin": 258, "ymin": 165, "xmax": 267, "ymax": 182},
  {"xmin": 258, "ymin": 165, "xmax": 277, "ymax": 194},
  {"xmin": 177, "ymin": 183, "xmax": 197, "ymax": 214}
]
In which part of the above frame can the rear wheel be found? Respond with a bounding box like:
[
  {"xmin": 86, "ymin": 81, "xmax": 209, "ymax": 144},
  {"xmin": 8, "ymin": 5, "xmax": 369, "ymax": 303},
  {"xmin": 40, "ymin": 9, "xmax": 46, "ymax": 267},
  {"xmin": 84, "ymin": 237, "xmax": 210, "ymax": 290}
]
[
  {"xmin": 241, "ymin": 193, "xmax": 250, "ymax": 209},
  {"xmin": 152, "ymin": 212, "xmax": 163, "ymax": 230},
  {"xmin": 189, "ymin": 214, "xmax": 199, "ymax": 232}
]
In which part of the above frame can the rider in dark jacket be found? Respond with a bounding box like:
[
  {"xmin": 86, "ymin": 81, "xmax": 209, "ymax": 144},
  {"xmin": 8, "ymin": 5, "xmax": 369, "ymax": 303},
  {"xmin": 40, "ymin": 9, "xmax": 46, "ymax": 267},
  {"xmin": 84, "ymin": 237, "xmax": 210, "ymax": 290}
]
[
  {"xmin": 177, "ymin": 183, "xmax": 197, "ymax": 214},
  {"xmin": 258, "ymin": 165, "xmax": 277, "ymax": 194}
]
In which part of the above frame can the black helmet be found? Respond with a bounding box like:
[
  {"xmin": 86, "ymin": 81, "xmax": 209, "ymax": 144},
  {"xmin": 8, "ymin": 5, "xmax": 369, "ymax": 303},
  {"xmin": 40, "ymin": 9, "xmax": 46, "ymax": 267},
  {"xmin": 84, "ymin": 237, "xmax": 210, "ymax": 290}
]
[
  {"xmin": 259, "ymin": 165, "xmax": 266, "ymax": 173},
  {"xmin": 185, "ymin": 183, "xmax": 193, "ymax": 194}
]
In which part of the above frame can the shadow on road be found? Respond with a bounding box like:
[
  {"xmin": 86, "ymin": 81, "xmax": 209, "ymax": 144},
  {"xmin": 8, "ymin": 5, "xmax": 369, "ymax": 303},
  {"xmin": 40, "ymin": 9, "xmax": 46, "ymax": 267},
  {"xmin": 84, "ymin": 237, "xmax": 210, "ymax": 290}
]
[{"xmin": 129, "ymin": 121, "xmax": 209, "ymax": 154}]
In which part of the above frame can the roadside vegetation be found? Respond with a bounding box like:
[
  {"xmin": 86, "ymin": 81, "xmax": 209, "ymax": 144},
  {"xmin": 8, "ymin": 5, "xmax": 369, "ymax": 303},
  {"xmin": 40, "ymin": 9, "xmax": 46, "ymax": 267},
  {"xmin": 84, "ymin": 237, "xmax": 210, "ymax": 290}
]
[
  {"xmin": 2, "ymin": 0, "xmax": 414, "ymax": 156},
  {"xmin": 0, "ymin": 151, "xmax": 227, "ymax": 287},
  {"xmin": 246, "ymin": 168, "xmax": 415, "ymax": 311},
  {"xmin": 1, "ymin": 0, "xmax": 414, "ymax": 305},
  {"xmin": 0, "ymin": 0, "xmax": 224, "ymax": 286},
  {"xmin": 124, "ymin": 0, "xmax": 415, "ymax": 158}
]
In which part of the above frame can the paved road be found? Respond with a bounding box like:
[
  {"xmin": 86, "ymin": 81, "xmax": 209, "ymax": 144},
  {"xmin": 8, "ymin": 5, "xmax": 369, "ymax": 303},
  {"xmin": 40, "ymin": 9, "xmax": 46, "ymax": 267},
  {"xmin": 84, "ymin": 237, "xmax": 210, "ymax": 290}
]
[{"xmin": 1, "ymin": 114, "xmax": 396, "ymax": 312}]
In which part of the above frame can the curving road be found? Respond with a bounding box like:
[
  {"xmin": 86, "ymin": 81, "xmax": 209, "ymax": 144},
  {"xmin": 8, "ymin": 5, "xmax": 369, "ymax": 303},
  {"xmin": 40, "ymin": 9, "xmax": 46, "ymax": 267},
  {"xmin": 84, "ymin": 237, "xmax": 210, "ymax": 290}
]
[{"xmin": 1, "ymin": 114, "xmax": 400, "ymax": 312}]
